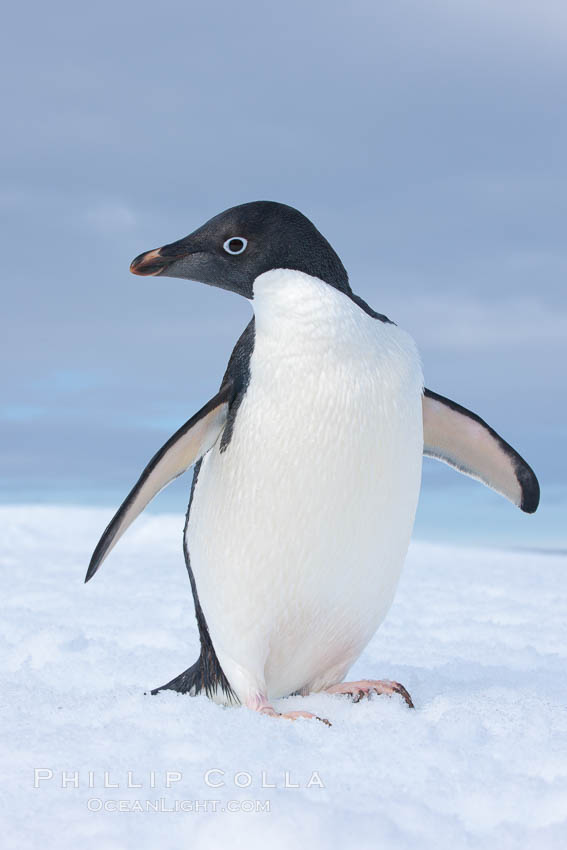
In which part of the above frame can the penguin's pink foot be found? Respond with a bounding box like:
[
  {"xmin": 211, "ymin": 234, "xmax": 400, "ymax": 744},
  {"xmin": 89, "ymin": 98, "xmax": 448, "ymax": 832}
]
[
  {"xmin": 261, "ymin": 706, "xmax": 332, "ymax": 726},
  {"xmin": 247, "ymin": 695, "xmax": 331, "ymax": 726},
  {"xmin": 325, "ymin": 679, "xmax": 414, "ymax": 708}
]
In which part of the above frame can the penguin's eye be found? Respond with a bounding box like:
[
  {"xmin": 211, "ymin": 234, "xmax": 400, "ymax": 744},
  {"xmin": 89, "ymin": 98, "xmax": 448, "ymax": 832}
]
[{"xmin": 223, "ymin": 237, "xmax": 247, "ymax": 255}]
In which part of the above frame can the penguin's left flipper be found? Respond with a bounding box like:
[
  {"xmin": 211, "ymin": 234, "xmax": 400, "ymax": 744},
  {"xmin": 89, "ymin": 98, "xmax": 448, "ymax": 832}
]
[
  {"xmin": 423, "ymin": 388, "xmax": 539, "ymax": 513},
  {"xmin": 84, "ymin": 381, "xmax": 233, "ymax": 583}
]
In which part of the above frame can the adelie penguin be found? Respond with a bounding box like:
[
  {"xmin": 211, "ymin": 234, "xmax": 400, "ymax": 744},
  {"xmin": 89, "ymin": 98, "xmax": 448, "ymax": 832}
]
[{"xmin": 85, "ymin": 201, "xmax": 540, "ymax": 724}]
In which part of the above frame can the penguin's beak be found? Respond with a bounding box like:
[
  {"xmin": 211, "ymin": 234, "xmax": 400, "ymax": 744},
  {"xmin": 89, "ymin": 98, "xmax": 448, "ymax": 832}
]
[
  {"xmin": 130, "ymin": 248, "xmax": 172, "ymax": 276},
  {"xmin": 130, "ymin": 233, "xmax": 201, "ymax": 276}
]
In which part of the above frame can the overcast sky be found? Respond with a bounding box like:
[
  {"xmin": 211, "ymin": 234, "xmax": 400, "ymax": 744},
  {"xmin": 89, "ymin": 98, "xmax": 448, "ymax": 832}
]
[{"xmin": 1, "ymin": 1, "xmax": 565, "ymax": 541}]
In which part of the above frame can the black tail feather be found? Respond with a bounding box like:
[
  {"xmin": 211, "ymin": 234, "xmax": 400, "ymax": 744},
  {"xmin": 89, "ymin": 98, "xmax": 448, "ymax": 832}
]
[
  {"xmin": 150, "ymin": 654, "xmax": 238, "ymax": 702},
  {"xmin": 150, "ymin": 659, "xmax": 202, "ymax": 695}
]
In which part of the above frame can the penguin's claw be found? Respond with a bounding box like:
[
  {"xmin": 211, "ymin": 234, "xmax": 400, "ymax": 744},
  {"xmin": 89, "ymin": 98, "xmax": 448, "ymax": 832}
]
[
  {"xmin": 256, "ymin": 704, "xmax": 331, "ymax": 726},
  {"xmin": 325, "ymin": 679, "xmax": 414, "ymax": 709},
  {"xmin": 282, "ymin": 710, "xmax": 332, "ymax": 726}
]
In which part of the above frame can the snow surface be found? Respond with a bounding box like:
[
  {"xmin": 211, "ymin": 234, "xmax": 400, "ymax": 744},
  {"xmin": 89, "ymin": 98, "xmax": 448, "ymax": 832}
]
[{"xmin": 1, "ymin": 505, "xmax": 566, "ymax": 849}]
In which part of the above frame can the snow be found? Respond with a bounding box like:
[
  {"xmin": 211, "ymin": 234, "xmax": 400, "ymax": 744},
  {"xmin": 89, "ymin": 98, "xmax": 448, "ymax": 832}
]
[{"xmin": 1, "ymin": 504, "xmax": 566, "ymax": 849}]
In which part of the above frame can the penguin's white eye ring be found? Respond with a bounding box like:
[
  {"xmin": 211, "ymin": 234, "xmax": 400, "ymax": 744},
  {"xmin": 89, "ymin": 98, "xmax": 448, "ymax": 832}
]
[{"xmin": 223, "ymin": 237, "xmax": 247, "ymax": 255}]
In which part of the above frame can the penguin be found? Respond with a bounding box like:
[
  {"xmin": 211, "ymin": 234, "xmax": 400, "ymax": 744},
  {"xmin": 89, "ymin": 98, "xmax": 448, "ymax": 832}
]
[{"xmin": 85, "ymin": 201, "xmax": 539, "ymax": 724}]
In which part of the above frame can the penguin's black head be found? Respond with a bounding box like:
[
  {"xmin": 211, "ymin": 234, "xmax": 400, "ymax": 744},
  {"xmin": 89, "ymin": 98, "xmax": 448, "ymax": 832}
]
[{"xmin": 130, "ymin": 201, "xmax": 350, "ymax": 298}]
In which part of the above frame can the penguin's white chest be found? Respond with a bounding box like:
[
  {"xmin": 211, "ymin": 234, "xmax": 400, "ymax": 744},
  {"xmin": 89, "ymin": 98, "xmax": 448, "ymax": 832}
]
[{"xmin": 187, "ymin": 270, "xmax": 424, "ymax": 703}]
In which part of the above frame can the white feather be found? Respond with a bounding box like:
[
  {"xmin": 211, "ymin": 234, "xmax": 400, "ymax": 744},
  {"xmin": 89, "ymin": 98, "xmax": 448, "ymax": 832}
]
[{"xmin": 187, "ymin": 270, "xmax": 424, "ymax": 705}]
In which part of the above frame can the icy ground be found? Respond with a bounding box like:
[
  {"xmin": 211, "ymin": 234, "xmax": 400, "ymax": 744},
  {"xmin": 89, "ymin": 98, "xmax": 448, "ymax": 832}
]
[{"xmin": 1, "ymin": 505, "xmax": 566, "ymax": 849}]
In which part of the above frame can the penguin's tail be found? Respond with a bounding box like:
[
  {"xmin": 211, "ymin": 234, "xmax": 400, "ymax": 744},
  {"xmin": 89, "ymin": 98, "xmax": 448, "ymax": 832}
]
[
  {"xmin": 150, "ymin": 660, "xmax": 201, "ymax": 696},
  {"xmin": 150, "ymin": 654, "xmax": 239, "ymax": 705}
]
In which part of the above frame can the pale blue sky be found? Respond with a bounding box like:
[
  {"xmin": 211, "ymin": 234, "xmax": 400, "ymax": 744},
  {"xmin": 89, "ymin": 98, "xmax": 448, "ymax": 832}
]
[{"xmin": 1, "ymin": 1, "xmax": 565, "ymax": 544}]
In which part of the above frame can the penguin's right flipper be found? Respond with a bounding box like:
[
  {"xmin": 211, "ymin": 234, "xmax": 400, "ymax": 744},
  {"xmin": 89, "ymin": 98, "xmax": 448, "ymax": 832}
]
[
  {"xmin": 85, "ymin": 381, "xmax": 233, "ymax": 582},
  {"xmin": 422, "ymin": 388, "xmax": 539, "ymax": 513}
]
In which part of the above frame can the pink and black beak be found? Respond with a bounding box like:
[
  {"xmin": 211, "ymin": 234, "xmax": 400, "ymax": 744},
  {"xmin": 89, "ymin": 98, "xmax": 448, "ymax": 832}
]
[
  {"xmin": 129, "ymin": 248, "xmax": 169, "ymax": 276},
  {"xmin": 129, "ymin": 231, "xmax": 201, "ymax": 276}
]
